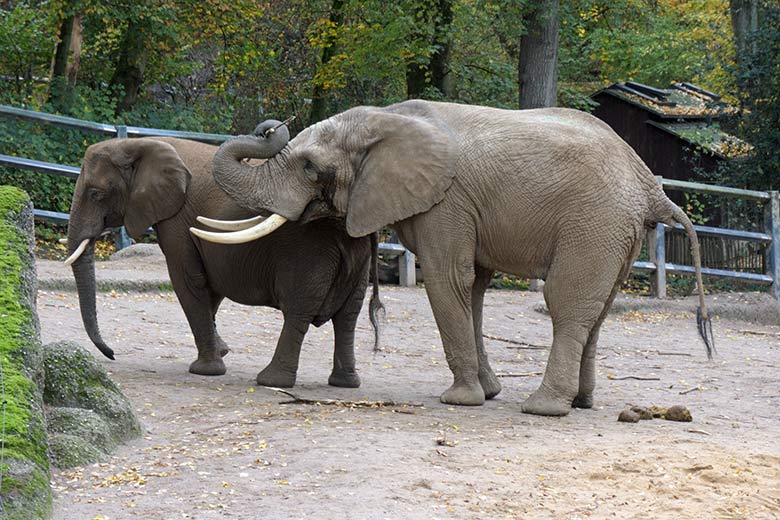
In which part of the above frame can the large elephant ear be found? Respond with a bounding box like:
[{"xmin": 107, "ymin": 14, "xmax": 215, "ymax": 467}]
[
  {"xmin": 345, "ymin": 109, "xmax": 456, "ymax": 237},
  {"xmin": 122, "ymin": 139, "xmax": 191, "ymax": 239}
]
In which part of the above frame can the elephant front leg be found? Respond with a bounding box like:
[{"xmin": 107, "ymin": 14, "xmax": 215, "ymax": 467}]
[
  {"xmin": 171, "ymin": 267, "xmax": 227, "ymax": 376},
  {"xmin": 472, "ymin": 267, "xmax": 501, "ymax": 400},
  {"xmin": 422, "ymin": 259, "xmax": 484, "ymax": 406},
  {"xmin": 256, "ymin": 316, "xmax": 309, "ymax": 388}
]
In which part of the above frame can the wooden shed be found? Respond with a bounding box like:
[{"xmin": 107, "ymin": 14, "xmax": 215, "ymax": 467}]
[
  {"xmin": 591, "ymin": 82, "xmax": 762, "ymax": 276},
  {"xmin": 591, "ymin": 81, "xmax": 747, "ymax": 183}
]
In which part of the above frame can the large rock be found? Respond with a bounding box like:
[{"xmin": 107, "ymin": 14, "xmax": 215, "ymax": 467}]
[
  {"xmin": 0, "ymin": 186, "xmax": 51, "ymax": 519},
  {"xmin": 42, "ymin": 341, "xmax": 141, "ymax": 468}
]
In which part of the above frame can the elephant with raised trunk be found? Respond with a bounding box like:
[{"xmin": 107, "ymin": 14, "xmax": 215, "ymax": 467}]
[
  {"xmin": 193, "ymin": 101, "xmax": 713, "ymax": 416},
  {"xmin": 65, "ymin": 134, "xmax": 382, "ymax": 388}
]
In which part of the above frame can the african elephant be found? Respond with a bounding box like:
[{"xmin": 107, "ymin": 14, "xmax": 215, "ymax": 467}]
[
  {"xmin": 192, "ymin": 101, "xmax": 713, "ymax": 416},
  {"xmin": 65, "ymin": 135, "xmax": 382, "ymax": 388}
]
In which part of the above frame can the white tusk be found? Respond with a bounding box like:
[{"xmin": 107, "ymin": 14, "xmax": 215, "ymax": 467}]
[
  {"xmin": 196, "ymin": 214, "xmax": 268, "ymax": 231},
  {"xmin": 63, "ymin": 238, "xmax": 90, "ymax": 266},
  {"xmin": 58, "ymin": 238, "xmax": 68, "ymax": 244},
  {"xmin": 190, "ymin": 214, "xmax": 287, "ymax": 244}
]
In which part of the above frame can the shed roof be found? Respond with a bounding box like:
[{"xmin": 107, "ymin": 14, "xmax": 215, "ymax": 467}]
[
  {"xmin": 595, "ymin": 81, "xmax": 730, "ymax": 119},
  {"xmin": 648, "ymin": 121, "xmax": 752, "ymax": 159}
]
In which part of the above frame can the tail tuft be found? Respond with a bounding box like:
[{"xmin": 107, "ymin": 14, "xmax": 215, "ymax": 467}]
[
  {"xmin": 369, "ymin": 294, "xmax": 386, "ymax": 352},
  {"xmin": 696, "ymin": 307, "xmax": 715, "ymax": 360},
  {"xmin": 368, "ymin": 233, "xmax": 385, "ymax": 352}
]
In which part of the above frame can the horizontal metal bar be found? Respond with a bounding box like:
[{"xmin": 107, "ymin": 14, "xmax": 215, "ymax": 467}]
[
  {"xmin": 666, "ymin": 222, "xmax": 772, "ymax": 243},
  {"xmin": 632, "ymin": 261, "xmax": 657, "ymax": 271},
  {"xmin": 378, "ymin": 242, "xmax": 407, "ymax": 256},
  {"xmin": 0, "ymin": 154, "xmax": 80, "ymax": 178},
  {"xmin": 661, "ymin": 178, "xmax": 770, "ymax": 200},
  {"xmin": 666, "ymin": 263, "xmax": 773, "ymax": 283},
  {"xmin": 0, "ymin": 104, "xmax": 117, "ymax": 135},
  {"xmin": 125, "ymin": 126, "xmax": 231, "ymax": 144},
  {"xmin": 632, "ymin": 260, "xmax": 772, "ymax": 283},
  {"xmin": 33, "ymin": 209, "xmax": 69, "ymax": 223}
]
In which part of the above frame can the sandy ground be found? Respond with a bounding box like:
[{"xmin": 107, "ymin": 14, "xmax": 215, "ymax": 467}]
[{"xmin": 36, "ymin": 256, "xmax": 780, "ymax": 520}]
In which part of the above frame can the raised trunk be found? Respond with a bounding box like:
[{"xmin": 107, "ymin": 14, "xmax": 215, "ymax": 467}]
[
  {"xmin": 212, "ymin": 124, "xmax": 293, "ymax": 216},
  {"xmin": 68, "ymin": 241, "xmax": 115, "ymax": 360}
]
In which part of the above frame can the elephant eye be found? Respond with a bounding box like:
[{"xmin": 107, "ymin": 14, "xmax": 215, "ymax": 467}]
[
  {"xmin": 303, "ymin": 160, "xmax": 318, "ymax": 182},
  {"xmin": 88, "ymin": 189, "xmax": 106, "ymax": 202}
]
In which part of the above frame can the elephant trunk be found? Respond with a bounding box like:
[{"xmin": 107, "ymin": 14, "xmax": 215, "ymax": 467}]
[
  {"xmin": 68, "ymin": 237, "xmax": 115, "ymax": 360},
  {"xmin": 212, "ymin": 121, "xmax": 291, "ymax": 215}
]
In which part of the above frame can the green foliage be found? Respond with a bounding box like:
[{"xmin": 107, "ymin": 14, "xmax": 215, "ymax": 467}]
[{"xmin": 715, "ymin": 1, "xmax": 780, "ymax": 190}]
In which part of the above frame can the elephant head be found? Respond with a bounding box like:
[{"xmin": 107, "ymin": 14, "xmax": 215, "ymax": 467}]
[
  {"xmin": 192, "ymin": 104, "xmax": 456, "ymax": 243},
  {"xmin": 65, "ymin": 138, "xmax": 191, "ymax": 359}
]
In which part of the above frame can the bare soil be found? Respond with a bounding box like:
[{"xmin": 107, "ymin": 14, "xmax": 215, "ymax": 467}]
[{"xmin": 37, "ymin": 258, "xmax": 780, "ymax": 519}]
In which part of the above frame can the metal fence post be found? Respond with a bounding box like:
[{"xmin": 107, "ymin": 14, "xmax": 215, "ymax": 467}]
[
  {"xmin": 764, "ymin": 190, "xmax": 780, "ymax": 300},
  {"xmin": 113, "ymin": 125, "xmax": 132, "ymax": 251},
  {"xmin": 399, "ymin": 250, "xmax": 416, "ymax": 287},
  {"xmin": 650, "ymin": 223, "xmax": 667, "ymax": 298}
]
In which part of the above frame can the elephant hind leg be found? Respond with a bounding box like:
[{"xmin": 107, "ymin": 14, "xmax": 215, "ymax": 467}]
[
  {"xmin": 328, "ymin": 276, "xmax": 369, "ymax": 388},
  {"xmin": 521, "ymin": 248, "xmax": 627, "ymax": 416},
  {"xmin": 572, "ymin": 240, "xmax": 642, "ymax": 409},
  {"xmin": 473, "ymin": 266, "xmax": 501, "ymax": 400},
  {"xmin": 256, "ymin": 315, "xmax": 310, "ymax": 388}
]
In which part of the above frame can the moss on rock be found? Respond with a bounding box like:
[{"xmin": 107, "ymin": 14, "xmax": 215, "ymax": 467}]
[
  {"xmin": 47, "ymin": 434, "xmax": 106, "ymax": 469},
  {"xmin": 42, "ymin": 341, "xmax": 141, "ymax": 462},
  {"xmin": 46, "ymin": 407, "xmax": 117, "ymax": 467},
  {"xmin": 0, "ymin": 186, "xmax": 52, "ymax": 520}
]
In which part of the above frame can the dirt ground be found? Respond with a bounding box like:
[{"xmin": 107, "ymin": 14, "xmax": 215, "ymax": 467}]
[{"xmin": 36, "ymin": 256, "xmax": 780, "ymax": 519}]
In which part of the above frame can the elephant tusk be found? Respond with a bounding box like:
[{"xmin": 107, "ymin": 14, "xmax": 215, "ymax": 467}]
[
  {"xmin": 58, "ymin": 238, "xmax": 68, "ymax": 244},
  {"xmin": 63, "ymin": 238, "xmax": 90, "ymax": 266},
  {"xmin": 190, "ymin": 214, "xmax": 288, "ymax": 244},
  {"xmin": 196, "ymin": 214, "xmax": 268, "ymax": 231}
]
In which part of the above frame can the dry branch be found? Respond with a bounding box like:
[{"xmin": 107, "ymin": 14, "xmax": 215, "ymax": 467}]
[
  {"xmin": 483, "ymin": 334, "xmax": 549, "ymax": 349},
  {"xmin": 269, "ymin": 387, "xmax": 423, "ymax": 409},
  {"xmin": 496, "ymin": 372, "xmax": 543, "ymax": 378},
  {"xmin": 607, "ymin": 375, "xmax": 661, "ymax": 381}
]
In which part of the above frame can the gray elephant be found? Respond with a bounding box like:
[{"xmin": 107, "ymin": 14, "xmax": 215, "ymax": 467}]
[
  {"xmin": 65, "ymin": 135, "xmax": 382, "ymax": 388},
  {"xmin": 192, "ymin": 101, "xmax": 713, "ymax": 416}
]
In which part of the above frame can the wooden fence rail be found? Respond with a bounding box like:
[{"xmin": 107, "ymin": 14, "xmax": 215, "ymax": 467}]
[{"xmin": 2, "ymin": 105, "xmax": 778, "ymax": 295}]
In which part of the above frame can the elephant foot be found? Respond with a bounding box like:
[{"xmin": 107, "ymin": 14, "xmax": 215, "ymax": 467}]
[
  {"xmin": 440, "ymin": 380, "xmax": 485, "ymax": 406},
  {"xmin": 571, "ymin": 393, "xmax": 593, "ymax": 409},
  {"xmin": 479, "ymin": 368, "xmax": 502, "ymax": 400},
  {"xmin": 189, "ymin": 357, "xmax": 226, "ymax": 376},
  {"xmin": 328, "ymin": 370, "xmax": 361, "ymax": 388},
  {"xmin": 256, "ymin": 364, "xmax": 297, "ymax": 388},
  {"xmin": 521, "ymin": 384, "xmax": 574, "ymax": 416}
]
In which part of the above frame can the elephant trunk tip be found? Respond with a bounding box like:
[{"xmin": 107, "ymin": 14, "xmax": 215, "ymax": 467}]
[
  {"xmin": 696, "ymin": 307, "xmax": 715, "ymax": 360},
  {"xmin": 96, "ymin": 340, "xmax": 116, "ymax": 360}
]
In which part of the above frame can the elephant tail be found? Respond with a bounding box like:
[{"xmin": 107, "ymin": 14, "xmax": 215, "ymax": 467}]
[
  {"xmin": 667, "ymin": 203, "xmax": 715, "ymax": 359},
  {"xmin": 368, "ymin": 233, "xmax": 386, "ymax": 351}
]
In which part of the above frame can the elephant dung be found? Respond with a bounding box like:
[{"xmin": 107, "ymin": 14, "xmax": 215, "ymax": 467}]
[
  {"xmin": 648, "ymin": 404, "xmax": 693, "ymax": 422},
  {"xmin": 618, "ymin": 409, "xmax": 641, "ymax": 423},
  {"xmin": 630, "ymin": 405, "xmax": 654, "ymax": 420}
]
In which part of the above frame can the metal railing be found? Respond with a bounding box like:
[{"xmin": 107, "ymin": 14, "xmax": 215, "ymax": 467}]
[
  {"xmin": 1, "ymin": 105, "xmax": 776, "ymax": 294},
  {"xmin": 0, "ymin": 105, "xmax": 418, "ymax": 285},
  {"xmin": 633, "ymin": 178, "xmax": 780, "ymax": 300}
]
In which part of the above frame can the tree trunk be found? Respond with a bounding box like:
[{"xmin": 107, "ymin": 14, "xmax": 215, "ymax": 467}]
[
  {"xmin": 110, "ymin": 19, "xmax": 148, "ymax": 116},
  {"xmin": 518, "ymin": 0, "xmax": 560, "ymax": 109},
  {"xmin": 49, "ymin": 11, "xmax": 83, "ymax": 113},
  {"xmin": 730, "ymin": 0, "xmax": 759, "ymax": 95},
  {"xmin": 406, "ymin": 0, "xmax": 453, "ymax": 99},
  {"xmin": 309, "ymin": 0, "xmax": 345, "ymax": 125}
]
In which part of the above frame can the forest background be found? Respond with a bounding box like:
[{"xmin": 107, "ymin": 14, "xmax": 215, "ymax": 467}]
[{"xmin": 0, "ymin": 0, "xmax": 778, "ymax": 217}]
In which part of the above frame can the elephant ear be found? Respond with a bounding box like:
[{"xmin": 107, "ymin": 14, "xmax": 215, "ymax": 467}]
[
  {"xmin": 122, "ymin": 139, "xmax": 191, "ymax": 239},
  {"xmin": 345, "ymin": 109, "xmax": 456, "ymax": 237}
]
